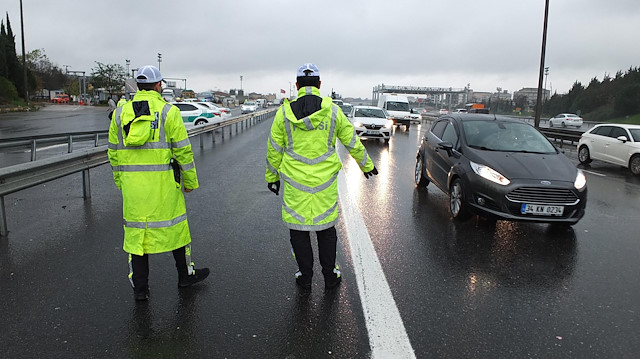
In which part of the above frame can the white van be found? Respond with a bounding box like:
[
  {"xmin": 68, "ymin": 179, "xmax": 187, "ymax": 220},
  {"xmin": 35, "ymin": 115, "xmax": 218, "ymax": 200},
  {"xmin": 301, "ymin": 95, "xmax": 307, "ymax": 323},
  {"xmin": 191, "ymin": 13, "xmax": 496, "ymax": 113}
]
[
  {"xmin": 377, "ymin": 94, "xmax": 411, "ymax": 129},
  {"xmin": 161, "ymin": 89, "xmax": 175, "ymax": 102}
]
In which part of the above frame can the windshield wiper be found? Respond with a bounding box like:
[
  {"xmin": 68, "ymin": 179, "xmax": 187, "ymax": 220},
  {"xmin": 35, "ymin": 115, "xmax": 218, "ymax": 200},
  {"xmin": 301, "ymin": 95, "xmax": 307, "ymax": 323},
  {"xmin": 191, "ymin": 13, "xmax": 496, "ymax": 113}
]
[{"xmin": 469, "ymin": 145, "xmax": 499, "ymax": 151}]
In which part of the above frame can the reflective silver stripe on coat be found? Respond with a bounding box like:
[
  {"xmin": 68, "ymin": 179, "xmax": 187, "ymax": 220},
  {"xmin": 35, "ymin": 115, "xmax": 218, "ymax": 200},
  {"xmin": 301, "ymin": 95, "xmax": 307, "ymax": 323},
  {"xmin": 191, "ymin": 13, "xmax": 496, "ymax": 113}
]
[
  {"xmin": 112, "ymin": 164, "xmax": 172, "ymax": 172},
  {"xmin": 171, "ymin": 138, "xmax": 191, "ymax": 149},
  {"xmin": 108, "ymin": 143, "xmax": 117, "ymax": 150},
  {"xmin": 345, "ymin": 130, "xmax": 358, "ymax": 150},
  {"xmin": 359, "ymin": 148, "xmax": 369, "ymax": 168},
  {"xmin": 283, "ymin": 107, "xmax": 293, "ymax": 151},
  {"xmin": 281, "ymin": 172, "xmax": 338, "ymax": 194},
  {"xmin": 283, "ymin": 203, "xmax": 306, "ymax": 223},
  {"xmin": 124, "ymin": 213, "xmax": 188, "ymax": 229},
  {"xmin": 285, "ymin": 147, "xmax": 335, "ymax": 165},
  {"xmin": 266, "ymin": 159, "xmax": 278, "ymax": 175},
  {"xmin": 302, "ymin": 116, "xmax": 314, "ymax": 130},
  {"xmin": 313, "ymin": 202, "xmax": 337, "ymax": 224},
  {"xmin": 286, "ymin": 221, "xmax": 336, "ymax": 232},
  {"xmin": 304, "ymin": 86, "xmax": 313, "ymax": 95},
  {"xmin": 327, "ymin": 106, "xmax": 338, "ymax": 148},
  {"xmin": 269, "ymin": 136, "xmax": 284, "ymax": 153},
  {"xmin": 181, "ymin": 161, "xmax": 195, "ymax": 171}
]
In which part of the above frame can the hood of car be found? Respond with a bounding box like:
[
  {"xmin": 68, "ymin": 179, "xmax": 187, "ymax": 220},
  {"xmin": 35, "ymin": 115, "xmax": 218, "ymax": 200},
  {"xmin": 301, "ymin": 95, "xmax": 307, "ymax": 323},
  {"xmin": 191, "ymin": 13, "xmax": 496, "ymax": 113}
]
[
  {"xmin": 468, "ymin": 149, "xmax": 577, "ymax": 182},
  {"xmin": 353, "ymin": 117, "xmax": 388, "ymax": 126}
]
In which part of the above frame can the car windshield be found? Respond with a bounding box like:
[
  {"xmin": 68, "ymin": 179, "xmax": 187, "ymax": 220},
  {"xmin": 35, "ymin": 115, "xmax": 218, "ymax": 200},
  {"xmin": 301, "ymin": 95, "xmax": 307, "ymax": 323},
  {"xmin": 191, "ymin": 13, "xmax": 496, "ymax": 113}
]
[
  {"xmin": 355, "ymin": 108, "xmax": 386, "ymax": 118},
  {"xmin": 244, "ymin": 102, "xmax": 256, "ymax": 106},
  {"xmin": 463, "ymin": 120, "xmax": 556, "ymax": 153},
  {"xmin": 629, "ymin": 129, "xmax": 640, "ymax": 142},
  {"xmin": 340, "ymin": 104, "xmax": 353, "ymax": 113},
  {"xmin": 386, "ymin": 101, "xmax": 410, "ymax": 111}
]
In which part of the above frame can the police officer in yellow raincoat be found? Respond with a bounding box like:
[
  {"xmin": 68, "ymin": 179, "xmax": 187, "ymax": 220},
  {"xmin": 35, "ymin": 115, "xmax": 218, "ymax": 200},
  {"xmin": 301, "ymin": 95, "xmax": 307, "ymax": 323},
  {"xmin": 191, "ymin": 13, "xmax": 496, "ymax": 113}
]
[
  {"xmin": 265, "ymin": 63, "xmax": 378, "ymax": 291},
  {"xmin": 108, "ymin": 65, "xmax": 209, "ymax": 301}
]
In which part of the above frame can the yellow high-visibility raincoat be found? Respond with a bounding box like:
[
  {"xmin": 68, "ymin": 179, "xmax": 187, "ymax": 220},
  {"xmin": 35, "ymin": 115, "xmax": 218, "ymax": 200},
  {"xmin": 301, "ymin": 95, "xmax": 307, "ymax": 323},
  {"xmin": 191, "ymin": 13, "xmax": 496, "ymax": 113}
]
[
  {"xmin": 108, "ymin": 90, "xmax": 198, "ymax": 256},
  {"xmin": 265, "ymin": 86, "xmax": 373, "ymax": 230}
]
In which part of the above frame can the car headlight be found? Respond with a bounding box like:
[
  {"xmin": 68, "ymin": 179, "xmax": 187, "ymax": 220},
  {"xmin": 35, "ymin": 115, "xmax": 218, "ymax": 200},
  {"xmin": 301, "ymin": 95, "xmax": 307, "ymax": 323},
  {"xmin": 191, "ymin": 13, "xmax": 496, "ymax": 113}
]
[
  {"xmin": 384, "ymin": 120, "xmax": 393, "ymax": 128},
  {"xmin": 574, "ymin": 169, "xmax": 587, "ymax": 190},
  {"xmin": 470, "ymin": 161, "xmax": 510, "ymax": 185},
  {"xmin": 353, "ymin": 121, "xmax": 363, "ymax": 127}
]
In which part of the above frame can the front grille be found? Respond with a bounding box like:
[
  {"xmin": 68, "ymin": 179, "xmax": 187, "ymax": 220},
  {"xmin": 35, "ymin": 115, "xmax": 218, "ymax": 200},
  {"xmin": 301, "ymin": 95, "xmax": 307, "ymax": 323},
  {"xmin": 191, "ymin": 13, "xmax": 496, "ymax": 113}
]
[
  {"xmin": 364, "ymin": 124, "xmax": 383, "ymax": 130},
  {"xmin": 506, "ymin": 187, "xmax": 579, "ymax": 205}
]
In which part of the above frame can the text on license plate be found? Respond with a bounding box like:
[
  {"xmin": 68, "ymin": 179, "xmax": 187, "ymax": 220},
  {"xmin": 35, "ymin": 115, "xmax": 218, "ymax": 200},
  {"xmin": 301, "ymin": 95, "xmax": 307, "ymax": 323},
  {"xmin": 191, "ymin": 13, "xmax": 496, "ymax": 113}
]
[
  {"xmin": 521, "ymin": 204, "xmax": 564, "ymax": 216},
  {"xmin": 366, "ymin": 130, "xmax": 379, "ymax": 135}
]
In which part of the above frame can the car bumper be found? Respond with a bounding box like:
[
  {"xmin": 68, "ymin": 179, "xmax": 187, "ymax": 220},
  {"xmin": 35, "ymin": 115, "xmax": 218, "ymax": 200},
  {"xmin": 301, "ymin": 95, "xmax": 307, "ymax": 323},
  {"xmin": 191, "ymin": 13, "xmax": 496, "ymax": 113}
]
[
  {"xmin": 354, "ymin": 126, "xmax": 391, "ymax": 139},
  {"xmin": 460, "ymin": 172, "xmax": 587, "ymax": 224}
]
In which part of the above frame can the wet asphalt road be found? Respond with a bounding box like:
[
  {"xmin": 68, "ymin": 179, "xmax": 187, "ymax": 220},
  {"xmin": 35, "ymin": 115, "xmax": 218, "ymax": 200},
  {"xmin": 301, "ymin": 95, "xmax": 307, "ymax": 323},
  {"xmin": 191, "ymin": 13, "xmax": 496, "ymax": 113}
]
[{"xmin": 1, "ymin": 107, "xmax": 640, "ymax": 358}]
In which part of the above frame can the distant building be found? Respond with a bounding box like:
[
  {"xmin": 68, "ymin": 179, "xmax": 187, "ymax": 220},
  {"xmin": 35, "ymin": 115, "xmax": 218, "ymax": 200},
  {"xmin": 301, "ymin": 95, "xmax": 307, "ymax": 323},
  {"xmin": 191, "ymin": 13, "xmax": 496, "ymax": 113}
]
[{"xmin": 513, "ymin": 87, "xmax": 549, "ymax": 105}]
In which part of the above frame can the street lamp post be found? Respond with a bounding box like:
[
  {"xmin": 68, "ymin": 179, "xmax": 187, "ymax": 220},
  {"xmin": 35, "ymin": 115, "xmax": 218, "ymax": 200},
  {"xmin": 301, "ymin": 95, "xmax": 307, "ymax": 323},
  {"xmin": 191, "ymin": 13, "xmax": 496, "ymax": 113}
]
[
  {"xmin": 240, "ymin": 75, "xmax": 243, "ymax": 91},
  {"xmin": 544, "ymin": 67, "xmax": 550, "ymax": 101},
  {"xmin": 157, "ymin": 53, "xmax": 162, "ymax": 70},
  {"xmin": 533, "ymin": 0, "xmax": 550, "ymax": 128},
  {"xmin": 125, "ymin": 59, "xmax": 130, "ymax": 76},
  {"xmin": 20, "ymin": 0, "xmax": 28, "ymax": 104}
]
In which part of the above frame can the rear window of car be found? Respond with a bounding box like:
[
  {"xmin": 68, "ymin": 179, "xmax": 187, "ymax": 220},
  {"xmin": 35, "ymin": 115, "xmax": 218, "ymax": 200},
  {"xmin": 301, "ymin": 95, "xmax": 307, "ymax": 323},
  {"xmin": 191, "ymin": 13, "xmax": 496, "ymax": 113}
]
[{"xmin": 591, "ymin": 126, "xmax": 612, "ymax": 136}]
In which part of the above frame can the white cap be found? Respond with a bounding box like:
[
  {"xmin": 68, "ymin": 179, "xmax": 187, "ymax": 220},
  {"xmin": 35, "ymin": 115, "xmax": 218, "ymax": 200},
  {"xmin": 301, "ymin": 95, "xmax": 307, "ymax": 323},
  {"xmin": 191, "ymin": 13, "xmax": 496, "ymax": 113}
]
[
  {"xmin": 297, "ymin": 63, "xmax": 320, "ymax": 77},
  {"xmin": 136, "ymin": 65, "xmax": 165, "ymax": 83}
]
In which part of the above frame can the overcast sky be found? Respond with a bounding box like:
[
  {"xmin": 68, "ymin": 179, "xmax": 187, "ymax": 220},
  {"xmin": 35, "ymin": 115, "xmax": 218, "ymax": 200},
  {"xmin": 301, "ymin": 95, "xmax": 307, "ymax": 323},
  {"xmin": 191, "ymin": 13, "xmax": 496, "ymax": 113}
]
[{"xmin": 4, "ymin": 0, "xmax": 640, "ymax": 99}]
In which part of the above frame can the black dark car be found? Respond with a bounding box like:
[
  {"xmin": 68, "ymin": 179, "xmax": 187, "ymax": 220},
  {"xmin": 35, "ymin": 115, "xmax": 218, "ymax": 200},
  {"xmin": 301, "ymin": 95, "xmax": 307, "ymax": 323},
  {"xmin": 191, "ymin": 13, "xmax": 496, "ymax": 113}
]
[{"xmin": 414, "ymin": 114, "xmax": 587, "ymax": 224}]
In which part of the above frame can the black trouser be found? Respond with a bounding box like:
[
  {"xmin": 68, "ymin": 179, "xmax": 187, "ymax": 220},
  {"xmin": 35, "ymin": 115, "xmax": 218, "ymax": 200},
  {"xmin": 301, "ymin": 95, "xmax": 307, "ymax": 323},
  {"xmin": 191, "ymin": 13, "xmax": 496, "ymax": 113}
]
[
  {"xmin": 290, "ymin": 226, "xmax": 338, "ymax": 283},
  {"xmin": 129, "ymin": 245, "xmax": 190, "ymax": 291}
]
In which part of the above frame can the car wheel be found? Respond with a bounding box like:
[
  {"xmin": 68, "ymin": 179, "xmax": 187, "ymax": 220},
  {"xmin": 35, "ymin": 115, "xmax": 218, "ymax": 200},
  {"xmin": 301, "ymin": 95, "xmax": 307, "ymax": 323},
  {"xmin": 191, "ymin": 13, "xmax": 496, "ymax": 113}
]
[
  {"xmin": 194, "ymin": 119, "xmax": 207, "ymax": 126},
  {"xmin": 549, "ymin": 121, "xmax": 554, "ymax": 127},
  {"xmin": 562, "ymin": 121, "xmax": 566, "ymax": 128},
  {"xmin": 630, "ymin": 155, "xmax": 640, "ymax": 176},
  {"xmin": 578, "ymin": 146, "xmax": 592, "ymax": 164},
  {"xmin": 384, "ymin": 138, "xmax": 390, "ymax": 144},
  {"xmin": 414, "ymin": 156, "xmax": 429, "ymax": 187},
  {"xmin": 449, "ymin": 178, "xmax": 471, "ymax": 220}
]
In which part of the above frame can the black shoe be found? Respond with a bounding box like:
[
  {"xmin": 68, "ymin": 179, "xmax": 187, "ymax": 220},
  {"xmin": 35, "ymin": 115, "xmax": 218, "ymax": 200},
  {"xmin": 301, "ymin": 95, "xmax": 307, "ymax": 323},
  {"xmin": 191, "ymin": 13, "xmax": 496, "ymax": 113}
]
[
  {"xmin": 134, "ymin": 288, "xmax": 149, "ymax": 301},
  {"xmin": 296, "ymin": 276, "xmax": 311, "ymax": 291},
  {"xmin": 178, "ymin": 268, "xmax": 210, "ymax": 288},
  {"xmin": 325, "ymin": 276, "xmax": 342, "ymax": 290}
]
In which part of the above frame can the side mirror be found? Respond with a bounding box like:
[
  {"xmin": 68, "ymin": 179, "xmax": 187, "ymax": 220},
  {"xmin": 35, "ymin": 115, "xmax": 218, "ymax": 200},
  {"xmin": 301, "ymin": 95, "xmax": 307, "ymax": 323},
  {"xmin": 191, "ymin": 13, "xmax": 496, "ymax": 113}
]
[
  {"xmin": 437, "ymin": 141, "xmax": 454, "ymax": 156},
  {"xmin": 616, "ymin": 135, "xmax": 628, "ymax": 143}
]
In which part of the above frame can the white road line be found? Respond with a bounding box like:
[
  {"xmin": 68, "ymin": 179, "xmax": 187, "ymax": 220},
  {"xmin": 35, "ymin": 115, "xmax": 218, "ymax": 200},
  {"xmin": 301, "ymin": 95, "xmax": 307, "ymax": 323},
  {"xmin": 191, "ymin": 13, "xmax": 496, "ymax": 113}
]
[
  {"xmin": 582, "ymin": 169, "xmax": 606, "ymax": 177},
  {"xmin": 338, "ymin": 170, "xmax": 416, "ymax": 359}
]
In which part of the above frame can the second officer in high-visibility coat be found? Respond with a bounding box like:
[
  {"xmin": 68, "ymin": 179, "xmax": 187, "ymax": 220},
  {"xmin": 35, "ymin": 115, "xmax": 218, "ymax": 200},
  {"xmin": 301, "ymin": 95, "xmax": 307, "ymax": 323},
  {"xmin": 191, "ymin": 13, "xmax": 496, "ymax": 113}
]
[
  {"xmin": 265, "ymin": 63, "xmax": 378, "ymax": 291},
  {"xmin": 108, "ymin": 65, "xmax": 209, "ymax": 301}
]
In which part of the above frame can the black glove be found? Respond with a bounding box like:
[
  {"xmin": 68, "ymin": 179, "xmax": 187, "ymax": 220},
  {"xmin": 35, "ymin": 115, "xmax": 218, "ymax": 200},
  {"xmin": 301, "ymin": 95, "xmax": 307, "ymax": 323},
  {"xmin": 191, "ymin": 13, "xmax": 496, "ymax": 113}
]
[
  {"xmin": 268, "ymin": 181, "xmax": 280, "ymax": 195},
  {"xmin": 364, "ymin": 167, "xmax": 378, "ymax": 179}
]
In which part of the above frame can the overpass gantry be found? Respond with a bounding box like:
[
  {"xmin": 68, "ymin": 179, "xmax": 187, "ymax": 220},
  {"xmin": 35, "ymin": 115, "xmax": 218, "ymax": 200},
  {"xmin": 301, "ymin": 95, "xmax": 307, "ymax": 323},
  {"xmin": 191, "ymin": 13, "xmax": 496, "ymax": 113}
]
[{"xmin": 372, "ymin": 84, "xmax": 469, "ymax": 109}]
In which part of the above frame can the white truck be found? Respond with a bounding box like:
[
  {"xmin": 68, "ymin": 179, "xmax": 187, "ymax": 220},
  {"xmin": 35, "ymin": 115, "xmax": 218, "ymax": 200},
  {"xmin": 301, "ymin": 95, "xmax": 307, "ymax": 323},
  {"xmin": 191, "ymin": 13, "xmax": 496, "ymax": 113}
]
[{"xmin": 377, "ymin": 94, "xmax": 412, "ymax": 129}]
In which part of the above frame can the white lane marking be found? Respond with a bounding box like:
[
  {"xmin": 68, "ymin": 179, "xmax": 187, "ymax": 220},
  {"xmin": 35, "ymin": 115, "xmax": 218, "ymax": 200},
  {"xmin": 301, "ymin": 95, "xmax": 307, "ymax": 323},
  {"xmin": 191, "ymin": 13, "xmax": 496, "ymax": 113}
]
[
  {"xmin": 582, "ymin": 169, "xmax": 606, "ymax": 177},
  {"xmin": 338, "ymin": 170, "xmax": 416, "ymax": 359}
]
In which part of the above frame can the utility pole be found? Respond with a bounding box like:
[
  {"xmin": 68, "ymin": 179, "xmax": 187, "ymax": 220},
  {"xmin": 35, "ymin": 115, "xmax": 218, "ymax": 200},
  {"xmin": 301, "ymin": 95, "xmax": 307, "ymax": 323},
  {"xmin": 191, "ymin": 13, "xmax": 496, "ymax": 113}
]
[
  {"xmin": 157, "ymin": 53, "xmax": 162, "ymax": 70},
  {"xmin": 125, "ymin": 59, "xmax": 130, "ymax": 76},
  {"xmin": 544, "ymin": 67, "xmax": 550, "ymax": 102},
  {"xmin": 534, "ymin": 0, "xmax": 550, "ymax": 128},
  {"xmin": 240, "ymin": 75, "xmax": 243, "ymax": 91}
]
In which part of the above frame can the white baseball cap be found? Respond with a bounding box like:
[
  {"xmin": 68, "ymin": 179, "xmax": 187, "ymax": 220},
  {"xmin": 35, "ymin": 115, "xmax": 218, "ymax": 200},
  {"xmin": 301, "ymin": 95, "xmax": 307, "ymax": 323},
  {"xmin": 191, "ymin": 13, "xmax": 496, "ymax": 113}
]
[
  {"xmin": 297, "ymin": 63, "xmax": 320, "ymax": 77},
  {"xmin": 136, "ymin": 65, "xmax": 165, "ymax": 83}
]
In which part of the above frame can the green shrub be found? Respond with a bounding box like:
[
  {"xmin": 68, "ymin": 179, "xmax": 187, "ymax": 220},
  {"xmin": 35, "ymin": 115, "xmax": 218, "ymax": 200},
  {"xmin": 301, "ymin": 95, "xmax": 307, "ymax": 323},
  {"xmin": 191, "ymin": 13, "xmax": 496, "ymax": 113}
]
[{"xmin": 0, "ymin": 76, "xmax": 20, "ymax": 103}]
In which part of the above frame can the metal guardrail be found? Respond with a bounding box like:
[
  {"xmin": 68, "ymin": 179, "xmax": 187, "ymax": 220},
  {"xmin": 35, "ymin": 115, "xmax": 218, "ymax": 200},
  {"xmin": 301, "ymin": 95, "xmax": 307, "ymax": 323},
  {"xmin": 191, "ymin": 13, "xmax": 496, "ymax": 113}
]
[
  {"xmin": 0, "ymin": 108, "xmax": 277, "ymax": 237},
  {"xmin": 0, "ymin": 131, "xmax": 108, "ymax": 161}
]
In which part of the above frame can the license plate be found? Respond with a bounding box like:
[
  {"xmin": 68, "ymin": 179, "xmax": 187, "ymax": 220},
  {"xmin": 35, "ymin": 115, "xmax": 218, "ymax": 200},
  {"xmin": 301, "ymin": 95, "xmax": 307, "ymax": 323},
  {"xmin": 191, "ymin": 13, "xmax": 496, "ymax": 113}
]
[
  {"xmin": 520, "ymin": 204, "xmax": 564, "ymax": 216},
  {"xmin": 365, "ymin": 130, "xmax": 379, "ymax": 135}
]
